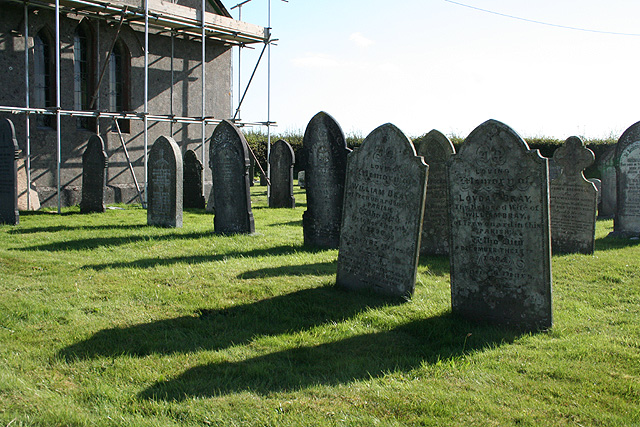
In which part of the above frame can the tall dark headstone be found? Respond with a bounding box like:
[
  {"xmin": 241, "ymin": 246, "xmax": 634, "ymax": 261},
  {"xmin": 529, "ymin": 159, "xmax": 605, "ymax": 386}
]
[
  {"xmin": 550, "ymin": 136, "xmax": 597, "ymax": 254},
  {"xmin": 413, "ymin": 129, "xmax": 455, "ymax": 255},
  {"xmin": 302, "ymin": 112, "xmax": 351, "ymax": 248},
  {"xmin": 147, "ymin": 136, "xmax": 183, "ymax": 228},
  {"xmin": 0, "ymin": 118, "xmax": 19, "ymax": 225},
  {"xmin": 209, "ymin": 120, "xmax": 255, "ymax": 234},
  {"xmin": 80, "ymin": 134, "xmax": 108, "ymax": 214},
  {"xmin": 613, "ymin": 121, "xmax": 640, "ymax": 237},
  {"xmin": 598, "ymin": 145, "xmax": 616, "ymax": 218},
  {"xmin": 268, "ymin": 139, "xmax": 295, "ymax": 208},
  {"xmin": 336, "ymin": 123, "xmax": 428, "ymax": 299},
  {"xmin": 448, "ymin": 119, "xmax": 552, "ymax": 331},
  {"xmin": 183, "ymin": 149, "xmax": 206, "ymax": 209}
]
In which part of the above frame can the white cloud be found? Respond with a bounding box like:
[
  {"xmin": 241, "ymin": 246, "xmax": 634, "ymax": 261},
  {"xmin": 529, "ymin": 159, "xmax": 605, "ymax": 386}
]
[
  {"xmin": 350, "ymin": 32, "xmax": 374, "ymax": 48},
  {"xmin": 291, "ymin": 53, "xmax": 340, "ymax": 68}
]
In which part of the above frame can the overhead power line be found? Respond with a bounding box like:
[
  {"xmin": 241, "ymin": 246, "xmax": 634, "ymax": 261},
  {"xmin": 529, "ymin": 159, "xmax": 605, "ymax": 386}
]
[{"xmin": 443, "ymin": 0, "xmax": 640, "ymax": 37}]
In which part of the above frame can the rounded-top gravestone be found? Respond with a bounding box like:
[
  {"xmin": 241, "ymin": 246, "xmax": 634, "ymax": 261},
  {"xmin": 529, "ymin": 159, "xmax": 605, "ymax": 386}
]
[
  {"xmin": 268, "ymin": 139, "xmax": 295, "ymax": 209},
  {"xmin": 147, "ymin": 135, "xmax": 183, "ymax": 228},
  {"xmin": 612, "ymin": 121, "xmax": 640, "ymax": 237},
  {"xmin": 80, "ymin": 134, "xmax": 108, "ymax": 214},
  {"xmin": 0, "ymin": 118, "xmax": 20, "ymax": 225}
]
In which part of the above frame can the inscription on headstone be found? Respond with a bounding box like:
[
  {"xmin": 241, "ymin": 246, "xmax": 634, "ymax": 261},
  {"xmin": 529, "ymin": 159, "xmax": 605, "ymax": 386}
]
[
  {"xmin": 550, "ymin": 136, "xmax": 597, "ymax": 254},
  {"xmin": 302, "ymin": 112, "xmax": 351, "ymax": 248},
  {"xmin": 80, "ymin": 134, "xmax": 108, "ymax": 214},
  {"xmin": 336, "ymin": 123, "xmax": 428, "ymax": 298},
  {"xmin": 413, "ymin": 129, "xmax": 455, "ymax": 255},
  {"xmin": 147, "ymin": 136, "xmax": 183, "ymax": 228},
  {"xmin": 613, "ymin": 121, "xmax": 640, "ymax": 237},
  {"xmin": 209, "ymin": 120, "xmax": 255, "ymax": 234},
  {"xmin": 448, "ymin": 119, "xmax": 552, "ymax": 331},
  {"xmin": 268, "ymin": 139, "xmax": 296, "ymax": 208},
  {"xmin": 183, "ymin": 149, "xmax": 206, "ymax": 209},
  {"xmin": 0, "ymin": 118, "xmax": 20, "ymax": 225},
  {"xmin": 598, "ymin": 145, "xmax": 616, "ymax": 218}
]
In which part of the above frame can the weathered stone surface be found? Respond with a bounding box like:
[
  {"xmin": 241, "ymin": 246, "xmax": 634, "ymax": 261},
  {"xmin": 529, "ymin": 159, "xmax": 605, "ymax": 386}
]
[
  {"xmin": 598, "ymin": 145, "xmax": 616, "ymax": 218},
  {"xmin": 80, "ymin": 135, "xmax": 108, "ymax": 214},
  {"xmin": 336, "ymin": 123, "xmax": 428, "ymax": 299},
  {"xmin": 268, "ymin": 139, "xmax": 295, "ymax": 208},
  {"xmin": 302, "ymin": 112, "xmax": 351, "ymax": 248},
  {"xmin": 548, "ymin": 157, "xmax": 562, "ymax": 182},
  {"xmin": 448, "ymin": 119, "xmax": 552, "ymax": 331},
  {"xmin": 17, "ymin": 157, "xmax": 40, "ymax": 211},
  {"xmin": 550, "ymin": 136, "xmax": 597, "ymax": 254},
  {"xmin": 613, "ymin": 121, "xmax": 640, "ymax": 237},
  {"xmin": 147, "ymin": 136, "xmax": 183, "ymax": 228},
  {"xmin": 589, "ymin": 178, "xmax": 602, "ymax": 212},
  {"xmin": 183, "ymin": 149, "xmax": 206, "ymax": 209},
  {"xmin": 413, "ymin": 129, "xmax": 455, "ymax": 255},
  {"xmin": 0, "ymin": 118, "xmax": 20, "ymax": 225},
  {"xmin": 298, "ymin": 170, "xmax": 305, "ymax": 188},
  {"xmin": 209, "ymin": 120, "xmax": 254, "ymax": 234}
]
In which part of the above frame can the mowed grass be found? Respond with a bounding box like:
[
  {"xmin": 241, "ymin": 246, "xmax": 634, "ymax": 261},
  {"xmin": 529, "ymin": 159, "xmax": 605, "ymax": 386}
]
[{"xmin": 0, "ymin": 186, "xmax": 638, "ymax": 426}]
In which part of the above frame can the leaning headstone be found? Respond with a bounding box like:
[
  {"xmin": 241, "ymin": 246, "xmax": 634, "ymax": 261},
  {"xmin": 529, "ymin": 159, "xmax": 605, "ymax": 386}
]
[
  {"xmin": 336, "ymin": 123, "xmax": 428, "ymax": 299},
  {"xmin": 209, "ymin": 120, "xmax": 255, "ymax": 234},
  {"xmin": 268, "ymin": 139, "xmax": 295, "ymax": 208},
  {"xmin": 302, "ymin": 112, "xmax": 351, "ymax": 248},
  {"xmin": 183, "ymin": 149, "xmax": 206, "ymax": 209},
  {"xmin": 613, "ymin": 121, "xmax": 640, "ymax": 237},
  {"xmin": 550, "ymin": 136, "xmax": 597, "ymax": 255},
  {"xmin": 298, "ymin": 170, "xmax": 305, "ymax": 188},
  {"xmin": 0, "ymin": 118, "xmax": 19, "ymax": 225},
  {"xmin": 413, "ymin": 129, "xmax": 455, "ymax": 255},
  {"xmin": 147, "ymin": 136, "xmax": 183, "ymax": 228},
  {"xmin": 448, "ymin": 119, "xmax": 552, "ymax": 330},
  {"xmin": 598, "ymin": 145, "xmax": 616, "ymax": 218},
  {"xmin": 80, "ymin": 134, "xmax": 108, "ymax": 214}
]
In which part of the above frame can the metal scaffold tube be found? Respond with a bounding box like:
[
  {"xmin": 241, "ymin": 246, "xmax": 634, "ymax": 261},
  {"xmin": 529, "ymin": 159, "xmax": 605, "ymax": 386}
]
[
  {"xmin": 55, "ymin": 0, "xmax": 61, "ymax": 214},
  {"xmin": 143, "ymin": 0, "xmax": 149, "ymax": 204},
  {"xmin": 24, "ymin": 2, "xmax": 31, "ymax": 210}
]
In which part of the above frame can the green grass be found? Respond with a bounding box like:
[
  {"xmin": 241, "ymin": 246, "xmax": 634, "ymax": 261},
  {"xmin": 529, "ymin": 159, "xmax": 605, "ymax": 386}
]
[{"xmin": 0, "ymin": 186, "xmax": 638, "ymax": 426}]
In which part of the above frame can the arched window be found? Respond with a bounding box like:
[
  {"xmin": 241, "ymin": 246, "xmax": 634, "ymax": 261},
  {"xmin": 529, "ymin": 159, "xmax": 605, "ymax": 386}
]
[
  {"xmin": 74, "ymin": 22, "xmax": 96, "ymax": 131},
  {"xmin": 33, "ymin": 29, "xmax": 55, "ymax": 129},
  {"xmin": 109, "ymin": 39, "xmax": 131, "ymax": 133}
]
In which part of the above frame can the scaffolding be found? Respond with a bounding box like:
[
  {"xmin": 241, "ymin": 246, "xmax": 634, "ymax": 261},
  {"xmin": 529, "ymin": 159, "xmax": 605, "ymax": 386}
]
[{"xmin": 0, "ymin": 0, "xmax": 273, "ymax": 213}]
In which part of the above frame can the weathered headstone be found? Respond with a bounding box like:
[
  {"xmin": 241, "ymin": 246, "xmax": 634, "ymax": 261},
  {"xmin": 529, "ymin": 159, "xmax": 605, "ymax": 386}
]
[
  {"xmin": 302, "ymin": 112, "xmax": 351, "ymax": 248},
  {"xmin": 17, "ymin": 158, "xmax": 40, "ymax": 211},
  {"xmin": 550, "ymin": 136, "xmax": 597, "ymax": 254},
  {"xmin": 298, "ymin": 170, "xmax": 305, "ymax": 188},
  {"xmin": 80, "ymin": 134, "xmax": 108, "ymax": 214},
  {"xmin": 448, "ymin": 119, "xmax": 552, "ymax": 331},
  {"xmin": 0, "ymin": 118, "xmax": 19, "ymax": 225},
  {"xmin": 589, "ymin": 178, "xmax": 602, "ymax": 213},
  {"xmin": 548, "ymin": 157, "xmax": 562, "ymax": 182},
  {"xmin": 147, "ymin": 136, "xmax": 183, "ymax": 228},
  {"xmin": 268, "ymin": 139, "xmax": 295, "ymax": 208},
  {"xmin": 336, "ymin": 123, "xmax": 428, "ymax": 299},
  {"xmin": 598, "ymin": 145, "xmax": 616, "ymax": 218},
  {"xmin": 183, "ymin": 149, "xmax": 206, "ymax": 209},
  {"xmin": 613, "ymin": 121, "xmax": 640, "ymax": 237},
  {"xmin": 209, "ymin": 120, "xmax": 255, "ymax": 234},
  {"xmin": 413, "ymin": 129, "xmax": 455, "ymax": 255}
]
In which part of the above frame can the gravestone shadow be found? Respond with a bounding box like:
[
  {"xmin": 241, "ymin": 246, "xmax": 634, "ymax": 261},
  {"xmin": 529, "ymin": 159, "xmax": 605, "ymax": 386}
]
[
  {"xmin": 238, "ymin": 260, "xmax": 336, "ymax": 279},
  {"xmin": 595, "ymin": 234, "xmax": 640, "ymax": 251}
]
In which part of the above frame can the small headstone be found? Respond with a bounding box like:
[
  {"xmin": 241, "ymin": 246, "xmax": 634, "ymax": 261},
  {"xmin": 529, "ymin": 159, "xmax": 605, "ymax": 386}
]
[
  {"xmin": 0, "ymin": 118, "xmax": 20, "ymax": 225},
  {"xmin": 550, "ymin": 136, "xmax": 597, "ymax": 255},
  {"xmin": 147, "ymin": 136, "xmax": 183, "ymax": 228},
  {"xmin": 183, "ymin": 149, "xmax": 206, "ymax": 209},
  {"xmin": 268, "ymin": 139, "xmax": 296, "ymax": 208},
  {"xmin": 413, "ymin": 129, "xmax": 455, "ymax": 255},
  {"xmin": 613, "ymin": 121, "xmax": 640, "ymax": 237},
  {"xmin": 80, "ymin": 134, "xmax": 108, "ymax": 214},
  {"xmin": 298, "ymin": 170, "xmax": 305, "ymax": 188},
  {"xmin": 598, "ymin": 145, "xmax": 616, "ymax": 218},
  {"xmin": 302, "ymin": 112, "xmax": 351, "ymax": 248},
  {"xmin": 336, "ymin": 123, "xmax": 428, "ymax": 299},
  {"xmin": 589, "ymin": 178, "xmax": 602, "ymax": 211},
  {"xmin": 17, "ymin": 157, "xmax": 40, "ymax": 211},
  {"xmin": 206, "ymin": 185, "xmax": 215, "ymax": 213},
  {"xmin": 248, "ymin": 154, "xmax": 256, "ymax": 187},
  {"xmin": 448, "ymin": 119, "xmax": 552, "ymax": 331},
  {"xmin": 209, "ymin": 120, "xmax": 255, "ymax": 234}
]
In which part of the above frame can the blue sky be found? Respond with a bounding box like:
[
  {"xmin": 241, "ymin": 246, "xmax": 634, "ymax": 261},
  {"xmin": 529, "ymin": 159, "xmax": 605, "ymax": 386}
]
[{"xmin": 226, "ymin": 0, "xmax": 640, "ymax": 140}]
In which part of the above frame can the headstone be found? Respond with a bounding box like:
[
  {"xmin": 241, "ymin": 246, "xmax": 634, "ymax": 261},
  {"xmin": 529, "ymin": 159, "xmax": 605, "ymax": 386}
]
[
  {"xmin": 613, "ymin": 121, "xmax": 640, "ymax": 237},
  {"xmin": 17, "ymin": 157, "xmax": 40, "ymax": 211},
  {"xmin": 147, "ymin": 136, "xmax": 183, "ymax": 228},
  {"xmin": 589, "ymin": 178, "xmax": 602, "ymax": 212},
  {"xmin": 209, "ymin": 120, "xmax": 255, "ymax": 234},
  {"xmin": 548, "ymin": 157, "xmax": 562, "ymax": 182},
  {"xmin": 0, "ymin": 118, "xmax": 20, "ymax": 225},
  {"xmin": 206, "ymin": 185, "xmax": 215, "ymax": 213},
  {"xmin": 550, "ymin": 136, "xmax": 597, "ymax": 254},
  {"xmin": 336, "ymin": 123, "xmax": 428, "ymax": 299},
  {"xmin": 183, "ymin": 149, "xmax": 206, "ymax": 209},
  {"xmin": 268, "ymin": 139, "xmax": 295, "ymax": 208},
  {"xmin": 413, "ymin": 129, "xmax": 455, "ymax": 255},
  {"xmin": 248, "ymin": 154, "xmax": 255, "ymax": 187},
  {"xmin": 298, "ymin": 170, "xmax": 305, "ymax": 188},
  {"xmin": 448, "ymin": 119, "xmax": 552, "ymax": 331},
  {"xmin": 80, "ymin": 134, "xmax": 108, "ymax": 214},
  {"xmin": 598, "ymin": 145, "xmax": 616, "ymax": 218}
]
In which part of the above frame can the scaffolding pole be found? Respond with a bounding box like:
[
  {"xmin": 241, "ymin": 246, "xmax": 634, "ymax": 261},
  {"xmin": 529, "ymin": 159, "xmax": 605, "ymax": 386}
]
[
  {"xmin": 24, "ymin": 2, "xmax": 31, "ymax": 210},
  {"xmin": 55, "ymin": 0, "xmax": 61, "ymax": 214},
  {"xmin": 143, "ymin": 0, "xmax": 149, "ymax": 204},
  {"xmin": 201, "ymin": 0, "xmax": 206, "ymax": 194}
]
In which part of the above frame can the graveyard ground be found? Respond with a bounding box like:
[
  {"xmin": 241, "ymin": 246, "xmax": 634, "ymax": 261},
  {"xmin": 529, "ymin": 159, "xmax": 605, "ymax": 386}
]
[{"xmin": 0, "ymin": 186, "xmax": 638, "ymax": 426}]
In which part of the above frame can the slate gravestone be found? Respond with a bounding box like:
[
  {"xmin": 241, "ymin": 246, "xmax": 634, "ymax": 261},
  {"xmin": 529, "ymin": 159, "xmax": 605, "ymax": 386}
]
[
  {"xmin": 147, "ymin": 136, "xmax": 183, "ymax": 228},
  {"xmin": 248, "ymin": 154, "xmax": 255, "ymax": 187},
  {"xmin": 413, "ymin": 129, "xmax": 455, "ymax": 255},
  {"xmin": 448, "ymin": 119, "xmax": 552, "ymax": 331},
  {"xmin": 589, "ymin": 178, "xmax": 602, "ymax": 211},
  {"xmin": 613, "ymin": 121, "xmax": 640, "ymax": 237},
  {"xmin": 80, "ymin": 134, "xmax": 108, "ymax": 214},
  {"xmin": 298, "ymin": 171, "xmax": 305, "ymax": 188},
  {"xmin": 336, "ymin": 123, "xmax": 428, "ymax": 299},
  {"xmin": 548, "ymin": 158, "xmax": 562, "ymax": 182},
  {"xmin": 0, "ymin": 118, "xmax": 20, "ymax": 225},
  {"xmin": 183, "ymin": 149, "xmax": 206, "ymax": 209},
  {"xmin": 268, "ymin": 139, "xmax": 296, "ymax": 208},
  {"xmin": 209, "ymin": 120, "xmax": 255, "ymax": 234},
  {"xmin": 302, "ymin": 112, "xmax": 351, "ymax": 248},
  {"xmin": 598, "ymin": 145, "xmax": 616, "ymax": 218},
  {"xmin": 550, "ymin": 136, "xmax": 597, "ymax": 255}
]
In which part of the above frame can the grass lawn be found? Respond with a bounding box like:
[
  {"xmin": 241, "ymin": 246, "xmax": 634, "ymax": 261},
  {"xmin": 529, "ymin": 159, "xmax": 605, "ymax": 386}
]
[{"xmin": 0, "ymin": 186, "xmax": 638, "ymax": 426}]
